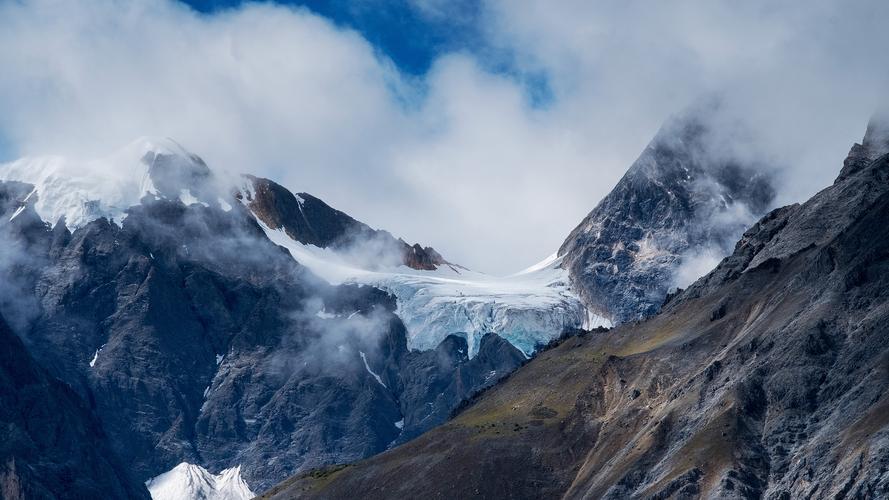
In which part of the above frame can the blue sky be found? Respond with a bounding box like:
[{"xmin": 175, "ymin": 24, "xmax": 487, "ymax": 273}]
[
  {"xmin": 181, "ymin": 0, "xmax": 481, "ymax": 76},
  {"xmin": 178, "ymin": 0, "xmax": 553, "ymax": 106}
]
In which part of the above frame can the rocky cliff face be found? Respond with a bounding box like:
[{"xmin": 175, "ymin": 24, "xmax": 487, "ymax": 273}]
[
  {"xmin": 559, "ymin": 112, "xmax": 775, "ymax": 324},
  {"xmin": 267, "ymin": 117, "xmax": 889, "ymax": 499},
  {"xmin": 0, "ymin": 312, "xmax": 150, "ymax": 499}
]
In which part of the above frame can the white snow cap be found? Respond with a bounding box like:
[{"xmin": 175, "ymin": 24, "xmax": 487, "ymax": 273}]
[
  {"xmin": 0, "ymin": 137, "xmax": 222, "ymax": 229},
  {"xmin": 146, "ymin": 462, "xmax": 255, "ymax": 500}
]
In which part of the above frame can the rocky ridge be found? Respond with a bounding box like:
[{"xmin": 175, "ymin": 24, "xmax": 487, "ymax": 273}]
[
  {"xmin": 239, "ymin": 175, "xmax": 449, "ymax": 271},
  {"xmin": 0, "ymin": 312, "xmax": 150, "ymax": 499}
]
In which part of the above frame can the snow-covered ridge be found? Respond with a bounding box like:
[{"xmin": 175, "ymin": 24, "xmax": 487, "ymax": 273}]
[
  {"xmin": 146, "ymin": 462, "xmax": 255, "ymax": 500},
  {"xmin": 0, "ymin": 137, "xmax": 611, "ymax": 358},
  {"xmin": 255, "ymin": 217, "xmax": 611, "ymax": 357},
  {"xmin": 0, "ymin": 137, "xmax": 225, "ymax": 228}
]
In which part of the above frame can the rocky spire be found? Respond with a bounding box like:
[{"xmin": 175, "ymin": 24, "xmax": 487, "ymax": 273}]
[{"xmin": 836, "ymin": 111, "xmax": 889, "ymax": 182}]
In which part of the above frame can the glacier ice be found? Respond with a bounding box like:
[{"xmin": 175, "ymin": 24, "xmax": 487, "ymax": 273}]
[{"xmin": 253, "ymin": 218, "xmax": 611, "ymax": 357}]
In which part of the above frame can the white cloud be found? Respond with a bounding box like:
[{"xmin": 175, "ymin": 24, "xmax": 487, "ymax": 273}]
[{"xmin": 1, "ymin": 0, "xmax": 887, "ymax": 274}]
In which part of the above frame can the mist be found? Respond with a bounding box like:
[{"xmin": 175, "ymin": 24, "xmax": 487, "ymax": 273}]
[{"xmin": 1, "ymin": 0, "xmax": 887, "ymax": 274}]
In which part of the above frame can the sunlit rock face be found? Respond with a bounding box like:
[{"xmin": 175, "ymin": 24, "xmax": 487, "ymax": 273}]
[{"xmin": 239, "ymin": 174, "xmax": 448, "ymax": 271}]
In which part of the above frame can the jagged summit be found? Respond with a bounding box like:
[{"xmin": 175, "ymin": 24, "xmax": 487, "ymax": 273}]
[
  {"xmin": 0, "ymin": 137, "xmax": 456, "ymax": 274},
  {"xmin": 559, "ymin": 110, "xmax": 775, "ymax": 324}
]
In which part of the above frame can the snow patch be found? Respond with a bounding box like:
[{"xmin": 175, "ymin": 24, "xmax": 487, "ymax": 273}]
[
  {"xmin": 8, "ymin": 205, "xmax": 25, "ymax": 221},
  {"xmin": 394, "ymin": 419, "xmax": 404, "ymax": 430},
  {"xmin": 583, "ymin": 308, "xmax": 612, "ymax": 330},
  {"xmin": 179, "ymin": 188, "xmax": 207, "ymax": 206},
  {"xmin": 89, "ymin": 344, "xmax": 106, "ymax": 368},
  {"xmin": 315, "ymin": 309, "xmax": 337, "ymax": 319},
  {"xmin": 360, "ymin": 351, "xmax": 386, "ymax": 388},
  {"xmin": 146, "ymin": 462, "xmax": 254, "ymax": 500}
]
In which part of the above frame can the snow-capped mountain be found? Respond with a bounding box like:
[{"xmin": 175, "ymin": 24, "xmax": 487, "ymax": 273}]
[
  {"xmin": 0, "ymin": 112, "xmax": 777, "ymax": 498},
  {"xmin": 146, "ymin": 463, "xmax": 254, "ymax": 500},
  {"xmin": 272, "ymin": 113, "xmax": 889, "ymax": 500},
  {"xmin": 559, "ymin": 110, "xmax": 775, "ymax": 324},
  {"xmin": 0, "ymin": 138, "xmax": 590, "ymax": 494}
]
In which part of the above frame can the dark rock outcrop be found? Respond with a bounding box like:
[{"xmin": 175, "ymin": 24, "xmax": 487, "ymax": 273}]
[
  {"xmin": 240, "ymin": 175, "xmax": 449, "ymax": 271},
  {"xmin": 265, "ymin": 118, "xmax": 889, "ymax": 499},
  {"xmin": 559, "ymin": 109, "xmax": 775, "ymax": 324}
]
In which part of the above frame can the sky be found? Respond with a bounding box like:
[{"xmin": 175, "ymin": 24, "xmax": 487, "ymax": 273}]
[{"xmin": 0, "ymin": 0, "xmax": 887, "ymax": 274}]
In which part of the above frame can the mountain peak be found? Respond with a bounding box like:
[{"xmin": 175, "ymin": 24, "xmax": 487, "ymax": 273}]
[
  {"xmin": 558, "ymin": 110, "xmax": 775, "ymax": 324},
  {"xmin": 0, "ymin": 137, "xmax": 223, "ymax": 229},
  {"xmin": 836, "ymin": 112, "xmax": 889, "ymax": 183}
]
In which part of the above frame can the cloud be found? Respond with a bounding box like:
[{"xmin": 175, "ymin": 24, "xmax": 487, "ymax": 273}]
[{"xmin": 0, "ymin": 0, "xmax": 887, "ymax": 274}]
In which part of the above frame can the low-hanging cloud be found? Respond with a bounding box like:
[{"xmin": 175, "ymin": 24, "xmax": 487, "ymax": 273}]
[{"xmin": 1, "ymin": 0, "xmax": 888, "ymax": 274}]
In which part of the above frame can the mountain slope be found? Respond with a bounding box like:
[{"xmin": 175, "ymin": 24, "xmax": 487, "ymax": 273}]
[
  {"xmin": 0, "ymin": 312, "xmax": 150, "ymax": 499},
  {"xmin": 264, "ymin": 118, "xmax": 889, "ymax": 499},
  {"xmin": 560, "ymin": 111, "xmax": 775, "ymax": 324}
]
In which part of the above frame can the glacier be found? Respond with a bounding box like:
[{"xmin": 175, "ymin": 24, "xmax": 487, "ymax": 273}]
[{"xmin": 254, "ymin": 219, "xmax": 611, "ymax": 357}]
